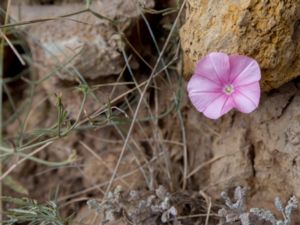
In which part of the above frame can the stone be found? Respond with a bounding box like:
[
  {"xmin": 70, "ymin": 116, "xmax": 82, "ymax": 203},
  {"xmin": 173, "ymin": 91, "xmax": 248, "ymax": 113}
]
[
  {"xmin": 83, "ymin": 149, "xmax": 146, "ymax": 190},
  {"xmin": 180, "ymin": 0, "xmax": 300, "ymax": 91},
  {"xmin": 8, "ymin": 0, "xmax": 154, "ymax": 119},
  {"xmin": 9, "ymin": 0, "xmax": 154, "ymax": 80}
]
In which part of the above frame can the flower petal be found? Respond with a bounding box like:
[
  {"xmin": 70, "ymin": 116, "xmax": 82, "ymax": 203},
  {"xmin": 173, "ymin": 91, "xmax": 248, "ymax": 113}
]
[
  {"xmin": 203, "ymin": 95, "xmax": 234, "ymax": 119},
  {"xmin": 187, "ymin": 74, "xmax": 222, "ymax": 95},
  {"xmin": 229, "ymin": 55, "xmax": 261, "ymax": 86},
  {"xmin": 232, "ymin": 82, "xmax": 260, "ymax": 113},
  {"xmin": 220, "ymin": 96, "xmax": 235, "ymax": 115},
  {"xmin": 189, "ymin": 92, "xmax": 223, "ymax": 113},
  {"xmin": 195, "ymin": 52, "xmax": 230, "ymax": 84},
  {"xmin": 235, "ymin": 82, "xmax": 260, "ymax": 109}
]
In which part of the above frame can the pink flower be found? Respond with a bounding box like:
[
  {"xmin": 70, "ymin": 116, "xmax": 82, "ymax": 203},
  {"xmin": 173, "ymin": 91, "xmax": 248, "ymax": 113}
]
[{"xmin": 187, "ymin": 52, "xmax": 261, "ymax": 119}]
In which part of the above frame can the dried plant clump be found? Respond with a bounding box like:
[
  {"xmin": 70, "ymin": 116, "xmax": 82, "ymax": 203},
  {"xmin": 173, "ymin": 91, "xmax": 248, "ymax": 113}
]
[
  {"xmin": 250, "ymin": 196, "xmax": 298, "ymax": 225},
  {"xmin": 218, "ymin": 186, "xmax": 249, "ymax": 225},
  {"xmin": 218, "ymin": 186, "xmax": 298, "ymax": 225},
  {"xmin": 87, "ymin": 185, "xmax": 211, "ymax": 225},
  {"xmin": 88, "ymin": 185, "xmax": 181, "ymax": 225}
]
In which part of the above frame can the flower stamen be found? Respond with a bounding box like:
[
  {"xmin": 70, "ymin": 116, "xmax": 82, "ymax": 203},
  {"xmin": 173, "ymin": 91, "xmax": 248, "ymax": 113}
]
[{"xmin": 223, "ymin": 84, "xmax": 234, "ymax": 95}]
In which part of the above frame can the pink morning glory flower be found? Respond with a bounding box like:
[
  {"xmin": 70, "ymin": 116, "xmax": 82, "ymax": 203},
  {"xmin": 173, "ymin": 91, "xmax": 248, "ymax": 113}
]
[{"xmin": 187, "ymin": 52, "xmax": 261, "ymax": 119}]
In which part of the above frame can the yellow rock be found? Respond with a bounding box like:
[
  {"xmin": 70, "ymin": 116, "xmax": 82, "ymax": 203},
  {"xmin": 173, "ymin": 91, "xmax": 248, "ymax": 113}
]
[{"xmin": 180, "ymin": 0, "xmax": 300, "ymax": 91}]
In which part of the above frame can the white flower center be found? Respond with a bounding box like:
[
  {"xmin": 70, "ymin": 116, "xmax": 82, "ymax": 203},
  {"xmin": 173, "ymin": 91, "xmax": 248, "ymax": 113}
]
[{"xmin": 223, "ymin": 84, "xmax": 234, "ymax": 95}]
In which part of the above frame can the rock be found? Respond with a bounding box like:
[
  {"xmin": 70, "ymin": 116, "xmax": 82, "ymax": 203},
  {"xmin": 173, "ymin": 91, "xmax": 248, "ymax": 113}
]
[
  {"xmin": 9, "ymin": 0, "xmax": 154, "ymax": 81},
  {"xmin": 82, "ymin": 149, "xmax": 146, "ymax": 190},
  {"xmin": 8, "ymin": 0, "xmax": 154, "ymax": 119},
  {"xmin": 186, "ymin": 80, "xmax": 300, "ymax": 212},
  {"xmin": 41, "ymin": 75, "xmax": 129, "ymax": 120},
  {"xmin": 180, "ymin": 0, "xmax": 300, "ymax": 91}
]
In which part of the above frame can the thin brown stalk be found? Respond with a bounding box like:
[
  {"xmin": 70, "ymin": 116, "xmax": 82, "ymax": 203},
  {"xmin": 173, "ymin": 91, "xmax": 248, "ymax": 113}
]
[
  {"xmin": 0, "ymin": 29, "xmax": 25, "ymax": 65},
  {"xmin": 103, "ymin": 0, "xmax": 187, "ymax": 197},
  {"xmin": 187, "ymin": 152, "xmax": 237, "ymax": 178},
  {"xmin": 58, "ymin": 152, "xmax": 164, "ymax": 202},
  {"xmin": 79, "ymin": 140, "xmax": 131, "ymax": 188},
  {"xmin": 0, "ymin": 141, "xmax": 53, "ymax": 181},
  {"xmin": 0, "ymin": 8, "xmax": 89, "ymax": 29}
]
